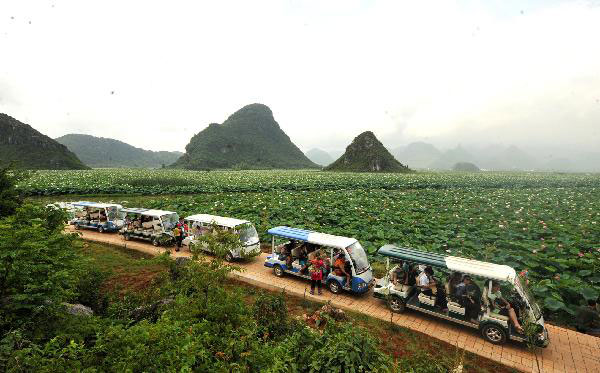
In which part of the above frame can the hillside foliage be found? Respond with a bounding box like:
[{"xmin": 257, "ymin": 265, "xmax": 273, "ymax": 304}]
[
  {"xmin": 56, "ymin": 134, "xmax": 182, "ymax": 168},
  {"xmin": 325, "ymin": 131, "xmax": 411, "ymax": 173},
  {"xmin": 0, "ymin": 114, "xmax": 88, "ymax": 170},
  {"xmin": 453, "ymin": 162, "xmax": 480, "ymax": 172},
  {"xmin": 173, "ymin": 104, "xmax": 319, "ymax": 170}
]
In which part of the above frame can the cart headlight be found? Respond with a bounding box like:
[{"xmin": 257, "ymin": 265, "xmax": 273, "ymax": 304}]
[{"xmin": 358, "ymin": 282, "xmax": 367, "ymax": 289}]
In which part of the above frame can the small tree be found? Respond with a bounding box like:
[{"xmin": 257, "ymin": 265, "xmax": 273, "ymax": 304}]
[
  {"xmin": 0, "ymin": 165, "xmax": 28, "ymax": 219},
  {"xmin": 191, "ymin": 222, "xmax": 244, "ymax": 260},
  {"xmin": 0, "ymin": 204, "xmax": 80, "ymax": 335}
]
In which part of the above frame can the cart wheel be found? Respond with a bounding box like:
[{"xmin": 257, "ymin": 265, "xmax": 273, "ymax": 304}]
[
  {"xmin": 328, "ymin": 280, "xmax": 342, "ymax": 294},
  {"xmin": 481, "ymin": 323, "xmax": 507, "ymax": 345},
  {"xmin": 123, "ymin": 233, "xmax": 130, "ymax": 241},
  {"xmin": 98, "ymin": 226, "xmax": 104, "ymax": 233},
  {"xmin": 389, "ymin": 296, "xmax": 406, "ymax": 313},
  {"xmin": 225, "ymin": 252, "xmax": 234, "ymax": 262},
  {"xmin": 152, "ymin": 238, "xmax": 160, "ymax": 247},
  {"xmin": 273, "ymin": 265, "xmax": 284, "ymax": 277},
  {"xmin": 74, "ymin": 223, "xmax": 80, "ymax": 230}
]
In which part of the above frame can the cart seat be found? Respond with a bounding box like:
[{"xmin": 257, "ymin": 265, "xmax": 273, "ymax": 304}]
[
  {"xmin": 447, "ymin": 301, "xmax": 465, "ymax": 315},
  {"xmin": 488, "ymin": 312, "xmax": 509, "ymax": 321},
  {"xmin": 418, "ymin": 292, "xmax": 436, "ymax": 306},
  {"xmin": 394, "ymin": 284, "xmax": 412, "ymax": 293}
]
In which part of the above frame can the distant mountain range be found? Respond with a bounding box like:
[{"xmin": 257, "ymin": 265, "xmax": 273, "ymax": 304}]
[
  {"xmin": 173, "ymin": 103, "xmax": 319, "ymax": 170},
  {"xmin": 0, "ymin": 113, "xmax": 89, "ymax": 170},
  {"xmin": 310, "ymin": 142, "xmax": 600, "ymax": 172},
  {"xmin": 305, "ymin": 148, "xmax": 333, "ymax": 166},
  {"xmin": 56, "ymin": 134, "xmax": 182, "ymax": 168}
]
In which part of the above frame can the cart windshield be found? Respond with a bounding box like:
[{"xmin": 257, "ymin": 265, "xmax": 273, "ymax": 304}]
[
  {"xmin": 160, "ymin": 213, "xmax": 179, "ymax": 230},
  {"xmin": 106, "ymin": 206, "xmax": 118, "ymax": 220},
  {"xmin": 516, "ymin": 276, "xmax": 542, "ymax": 320},
  {"xmin": 237, "ymin": 224, "xmax": 258, "ymax": 243},
  {"xmin": 346, "ymin": 241, "xmax": 370, "ymax": 274}
]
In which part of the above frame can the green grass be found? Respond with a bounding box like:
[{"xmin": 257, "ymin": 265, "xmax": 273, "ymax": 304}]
[{"xmin": 78, "ymin": 242, "xmax": 169, "ymax": 295}]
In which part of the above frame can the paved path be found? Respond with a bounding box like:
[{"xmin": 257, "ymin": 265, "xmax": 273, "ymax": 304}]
[{"xmin": 69, "ymin": 227, "xmax": 600, "ymax": 373}]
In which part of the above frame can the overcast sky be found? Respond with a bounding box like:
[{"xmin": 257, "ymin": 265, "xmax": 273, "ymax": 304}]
[{"xmin": 1, "ymin": 0, "xmax": 599, "ymax": 153}]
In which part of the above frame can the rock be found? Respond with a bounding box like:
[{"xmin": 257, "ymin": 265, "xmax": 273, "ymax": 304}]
[{"xmin": 64, "ymin": 303, "xmax": 94, "ymax": 316}]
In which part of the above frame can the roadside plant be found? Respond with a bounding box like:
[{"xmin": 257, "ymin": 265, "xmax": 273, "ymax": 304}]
[
  {"xmin": 0, "ymin": 164, "xmax": 28, "ymax": 219},
  {"xmin": 0, "ymin": 204, "xmax": 80, "ymax": 336}
]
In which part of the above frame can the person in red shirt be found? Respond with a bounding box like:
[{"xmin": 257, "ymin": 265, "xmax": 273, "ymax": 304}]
[
  {"xmin": 309, "ymin": 251, "xmax": 325, "ymax": 295},
  {"xmin": 175, "ymin": 218, "xmax": 187, "ymax": 252}
]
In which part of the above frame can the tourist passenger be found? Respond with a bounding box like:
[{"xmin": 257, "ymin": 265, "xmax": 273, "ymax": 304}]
[
  {"xmin": 334, "ymin": 252, "xmax": 352, "ymax": 288},
  {"xmin": 456, "ymin": 275, "xmax": 481, "ymax": 323},
  {"xmin": 391, "ymin": 263, "xmax": 408, "ymax": 288},
  {"xmin": 174, "ymin": 217, "xmax": 187, "ymax": 252},
  {"xmin": 279, "ymin": 240, "xmax": 294, "ymax": 267},
  {"xmin": 309, "ymin": 252, "xmax": 325, "ymax": 295},
  {"xmin": 576, "ymin": 300, "xmax": 600, "ymax": 336},
  {"xmin": 298, "ymin": 245, "xmax": 309, "ymax": 274},
  {"xmin": 447, "ymin": 272, "xmax": 463, "ymax": 301},
  {"xmin": 488, "ymin": 281, "xmax": 524, "ymax": 334},
  {"xmin": 322, "ymin": 253, "xmax": 331, "ymax": 277},
  {"xmin": 406, "ymin": 264, "xmax": 418, "ymax": 287},
  {"xmin": 418, "ymin": 266, "xmax": 434, "ymax": 292},
  {"xmin": 419, "ymin": 266, "xmax": 447, "ymax": 311}
]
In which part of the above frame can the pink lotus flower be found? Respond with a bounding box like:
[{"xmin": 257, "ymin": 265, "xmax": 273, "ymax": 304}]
[{"xmin": 578, "ymin": 252, "xmax": 585, "ymax": 258}]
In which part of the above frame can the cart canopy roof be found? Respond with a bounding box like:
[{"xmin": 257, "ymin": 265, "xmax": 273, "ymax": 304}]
[
  {"xmin": 185, "ymin": 214, "xmax": 250, "ymax": 228},
  {"xmin": 268, "ymin": 226, "xmax": 356, "ymax": 250},
  {"xmin": 73, "ymin": 201, "xmax": 122, "ymax": 209},
  {"xmin": 377, "ymin": 244, "xmax": 516, "ymax": 282},
  {"xmin": 121, "ymin": 208, "xmax": 177, "ymax": 217}
]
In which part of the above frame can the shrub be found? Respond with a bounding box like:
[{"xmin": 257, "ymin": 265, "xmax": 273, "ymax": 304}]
[
  {"xmin": 73, "ymin": 262, "xmax": 110, "ymax": 315},
  {"xmin": 253, "ymin": 292, "xmax": 290, "ymax": 340},
  {"xmin": 0, "ymin": 165, "xmax": 27, "ymax": 219},
  {"xmin": 269, "ymin": 321, "xmax": 394, "ymax": 372},
  {"xmin": 0, "ymin": 204, "xmax": 80, "ymax": 336}
]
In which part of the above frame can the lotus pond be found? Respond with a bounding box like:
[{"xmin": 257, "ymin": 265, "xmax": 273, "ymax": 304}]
[{"xmin": 24, "ymin": 169, "xmax": 600, "ymax": 324}]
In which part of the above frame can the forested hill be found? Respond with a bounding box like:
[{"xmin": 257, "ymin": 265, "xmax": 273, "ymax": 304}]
[
  {"xmin": 325, "ymin": 131, "xmax": 411, "ymax": 173},
  {"xmin": 172, "ymin": 103, "xmax": 319, "ymax": 170},
  {"xmin": 0, "ymin": 113, "xmax": 89, "ymax": 170},
  {"xmin": 56, "ymin": 134, "xmax": 183, "ymax": 168}
]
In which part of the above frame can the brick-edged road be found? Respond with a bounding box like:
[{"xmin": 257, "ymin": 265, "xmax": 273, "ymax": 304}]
[{"xmin": 68, "ymin": 227, "xmax": 600, "ymax": 373}]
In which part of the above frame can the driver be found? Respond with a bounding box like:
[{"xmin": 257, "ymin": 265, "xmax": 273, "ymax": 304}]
[{"xmin": 489, "ymin": 281, "xmax": 524, "ymax": 334}]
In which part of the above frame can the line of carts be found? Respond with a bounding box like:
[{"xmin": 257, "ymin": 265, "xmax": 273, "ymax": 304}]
[{"xmin": 52, "ymin": 201, "xmax": 549, "ymax": 347}]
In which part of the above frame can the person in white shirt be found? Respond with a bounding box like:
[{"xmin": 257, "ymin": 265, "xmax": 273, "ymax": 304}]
[{"xmin": 419, "ymin": 266, "xmax": 448, "ymax": 311}]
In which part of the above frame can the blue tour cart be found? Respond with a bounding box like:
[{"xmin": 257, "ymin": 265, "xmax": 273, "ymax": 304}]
[{"xmin": 264, "ymin": 226, "xmax": 374, "ymax": 294}]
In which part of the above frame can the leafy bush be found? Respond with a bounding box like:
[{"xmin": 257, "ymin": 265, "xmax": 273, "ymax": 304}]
[
  {"xmin": 253, "ymin": 292, "xmax": 290, "ymax": 340},
  {"xmin": 268, "ymin": 321, "xmax": 394, "ymax": 372},
  {"xmin": 73, "ymin": 261, "xmax": 110, "ymax": 315},
  {"xmin": 0, "ymin": 165, "xmax": 27, "ymax": 219},
  {"xmin": 0, "ymin": 204, "xmax": 80, "ymax": 336}
]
